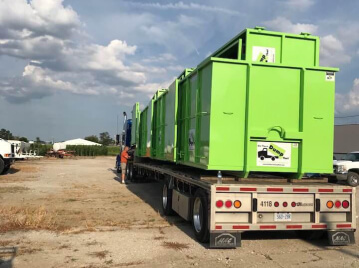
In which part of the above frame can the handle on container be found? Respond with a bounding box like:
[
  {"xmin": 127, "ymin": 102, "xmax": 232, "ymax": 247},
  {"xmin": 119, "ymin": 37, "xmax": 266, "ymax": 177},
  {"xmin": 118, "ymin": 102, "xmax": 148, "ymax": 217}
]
[{"xmin": 267, "ymin": 126, "xmax": 285, "ymax": 139}]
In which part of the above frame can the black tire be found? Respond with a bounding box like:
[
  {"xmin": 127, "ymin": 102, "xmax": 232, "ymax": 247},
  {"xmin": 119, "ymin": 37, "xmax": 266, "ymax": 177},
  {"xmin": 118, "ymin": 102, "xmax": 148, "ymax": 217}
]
[
  {"xmin": 0, "ymin": 158, "xmax": 5, "ymax": 174},
  {"xmin": 128, "ymin": 164, "xmax": 135, "ymax": 182},
  {"xmin": 260, "ymin": 156, "xmax": 265, "ymax": 160},
  {"xmin": 2, "ymin": 165, "xmax": 10, "ymax": 174},
  {"xmin": 347, "ymin": 172, "xmax": 359, "ymax": 187},
  {"xmin": 162, "ymin": 180, "xmax": 175, "ymax": 216},
  {"xmin": 192, "ymin": 189, "xmax": 210, "ymax": 243},
  {"xmin": 125, "ymin": 163, "xmax": 131, "ymax": 181},
  {"xmin": 271, "ymin": 156, "xmax": 276, "ymax": 161}
]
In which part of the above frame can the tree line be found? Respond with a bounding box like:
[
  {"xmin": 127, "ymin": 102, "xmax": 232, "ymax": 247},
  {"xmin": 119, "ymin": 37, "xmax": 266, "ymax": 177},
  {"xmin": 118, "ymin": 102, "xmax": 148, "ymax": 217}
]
[{"xmin": 0, "ymin": 128, "xmax": 115, "ymax": 146}]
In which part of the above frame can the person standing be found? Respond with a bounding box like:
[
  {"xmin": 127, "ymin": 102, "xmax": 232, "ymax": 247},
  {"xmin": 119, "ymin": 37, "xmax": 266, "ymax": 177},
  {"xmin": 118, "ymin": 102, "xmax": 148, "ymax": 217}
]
[{"xmin": 120, "ymin": 146, "xmax": 129, "ymax": 184}]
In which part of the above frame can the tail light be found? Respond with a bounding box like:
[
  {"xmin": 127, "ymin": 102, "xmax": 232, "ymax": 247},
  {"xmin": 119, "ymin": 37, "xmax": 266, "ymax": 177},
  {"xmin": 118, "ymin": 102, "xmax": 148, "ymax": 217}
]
[
  {"xmin": 225, "ymin": 200, "xmax": 232, "ymax": 208},
  {"xmin": 326, "ymin": 201, "xmax": 334, "ymax": 209},
  {"xmin": 216, "ymin": 200, "xmax": 223, "ymax": 208},
  {"xmin": 334, "ymin": 200, "xmax": 341, "ymax": 208},
  {"xmin": 283, "ymin": 202, "xmax": 288, "ymax": 207},
  {"xmin": 291, "ymin": 202, "xmax": 296, "ymax": 207},
  {"xmin": 342, "ymin": 200, "xmax": 350, "ymax": 209},
  {"xmin": 274, "ymin": 202, "xmax": 279, "ymax": 207},
  {"xmin": 233, "ymin": 200, "xmax": 241, "ymax": 208}
]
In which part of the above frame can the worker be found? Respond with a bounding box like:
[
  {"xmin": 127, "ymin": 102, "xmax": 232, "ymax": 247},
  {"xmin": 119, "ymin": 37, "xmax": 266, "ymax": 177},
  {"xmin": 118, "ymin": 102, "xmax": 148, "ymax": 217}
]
[{"xmin": 121, "ymin": 146, "xmax": 130, "ymax": 184}]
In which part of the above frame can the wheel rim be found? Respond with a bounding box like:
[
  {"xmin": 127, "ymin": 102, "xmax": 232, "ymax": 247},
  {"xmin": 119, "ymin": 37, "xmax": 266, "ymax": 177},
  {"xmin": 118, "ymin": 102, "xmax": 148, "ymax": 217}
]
[
  {"xmin": 349, "ymin": 175, "xmax": 358, "ymax": 185},
  {"xmin": 193, "ymin": 197, "xmax": 203, "ymax": 233},
  {"xmin": 162, "ymin": 184, "xmax": 168, "ymax": 209}
]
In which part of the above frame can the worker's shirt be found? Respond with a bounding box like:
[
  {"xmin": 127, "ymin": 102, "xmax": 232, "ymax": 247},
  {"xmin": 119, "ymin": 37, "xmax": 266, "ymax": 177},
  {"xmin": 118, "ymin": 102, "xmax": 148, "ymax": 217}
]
[{"xmin": 121, "ymin": 151, "xmax": 129, "ymax": 163}]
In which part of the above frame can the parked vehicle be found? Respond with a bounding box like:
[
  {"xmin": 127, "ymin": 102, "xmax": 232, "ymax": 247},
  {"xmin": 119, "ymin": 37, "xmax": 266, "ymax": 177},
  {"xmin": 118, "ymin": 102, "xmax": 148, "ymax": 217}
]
[
  {"xmin": 333, "ymin": 152, "xmax": 359, "ymax": 187},
  {"xmin": 0, "ymin": 138, "xmax": 15, "ymax": 174},
  {"xmin": 120, "ymin": 27, "xmax": 356, "ymax": 248}
]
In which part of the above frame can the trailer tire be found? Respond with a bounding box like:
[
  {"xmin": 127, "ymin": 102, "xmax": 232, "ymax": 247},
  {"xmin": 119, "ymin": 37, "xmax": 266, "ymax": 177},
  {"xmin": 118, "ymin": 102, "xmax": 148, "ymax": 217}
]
[
  {"xmin": 0, "ymin": 158, "xmax": 5, "ymax": 175},
  {"xmin": 347, "ymin": 172, "xmax": 359, "ymax": 187},
  {"xmin": 192, "ymin": 189, "xmax": 210, "ymax": 243},
  {"xmin": 162, "ymin": 180, "xmax": 175, "ymax": 216}
]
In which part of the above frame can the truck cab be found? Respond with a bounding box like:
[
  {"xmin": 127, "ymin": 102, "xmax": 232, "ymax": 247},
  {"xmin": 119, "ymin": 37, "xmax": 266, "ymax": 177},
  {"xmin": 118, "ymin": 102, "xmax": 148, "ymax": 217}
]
[
  {"xmin": 0, "ymin": 138, "xmax": 15, "ymax": 174},
  {"xmin": 333, "ymin": 151, "xmax": 359, "ymax": 186}
]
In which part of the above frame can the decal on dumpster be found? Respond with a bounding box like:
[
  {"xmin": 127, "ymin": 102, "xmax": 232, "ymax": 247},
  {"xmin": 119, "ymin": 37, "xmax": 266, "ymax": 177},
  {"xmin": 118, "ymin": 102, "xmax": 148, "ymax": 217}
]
[
  {"xmin": 252, "ymin": 46, "xmax": 275, "ymax": 63},
  {"xmin": 257, "ymin": 142, "xmax": 292, "ymax": 167},
  {"xmin": 326, "ymin": 71, "xmax": 335, "ymax": 81}
]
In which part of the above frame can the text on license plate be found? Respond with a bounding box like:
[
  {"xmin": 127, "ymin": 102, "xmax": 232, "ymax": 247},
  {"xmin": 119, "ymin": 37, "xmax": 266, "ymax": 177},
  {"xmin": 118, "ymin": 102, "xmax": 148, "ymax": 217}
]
[{"xmin": 274, "ymin": 213, "xmax": 292, "ymax": 222}]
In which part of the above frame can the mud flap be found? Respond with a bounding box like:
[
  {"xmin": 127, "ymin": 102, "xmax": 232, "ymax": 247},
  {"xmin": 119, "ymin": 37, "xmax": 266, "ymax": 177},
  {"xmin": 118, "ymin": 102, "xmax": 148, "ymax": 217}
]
[
  {"xmin": 328, "ymin": 231, "xmax": 355, "ymax": 246},
  {"xmin": 210, "ymin": 232, "xmax": 241, "ymax": 248}
]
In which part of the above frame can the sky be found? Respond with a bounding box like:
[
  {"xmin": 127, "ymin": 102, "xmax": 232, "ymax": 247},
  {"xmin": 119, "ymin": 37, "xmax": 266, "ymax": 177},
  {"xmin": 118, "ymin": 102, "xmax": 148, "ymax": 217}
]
[{"xmin": 1, "ymin": 0, "xmax": 359, "ymax": 141}]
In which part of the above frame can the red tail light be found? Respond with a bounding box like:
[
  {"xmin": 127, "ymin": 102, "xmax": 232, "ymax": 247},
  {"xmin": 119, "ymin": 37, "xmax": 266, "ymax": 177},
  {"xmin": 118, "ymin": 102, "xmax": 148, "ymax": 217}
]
[
  {"xmin": 335, "ymin": 200, "xmax": 341, "ymax": 208},
  {"xmin": 291, "ymin": 202, "xmax": 296, "ymax": 207},
  {"xmin": 225, "ymin": 200, "xmax": 232, "ymax": 208},
  {"xmin": 216, "ymin": 200, "xmax": 223, "ymax": 208},
  {"xmin": 283, "ymin": 202, "xmax": 288, "ymax": 207},
  {"xmin": 342, "ymin": 200, "xmax": 350, "ymax": 209},
  {"xmin": 274, "ymin": 202, "xmax": 279, "ymax": 207}
]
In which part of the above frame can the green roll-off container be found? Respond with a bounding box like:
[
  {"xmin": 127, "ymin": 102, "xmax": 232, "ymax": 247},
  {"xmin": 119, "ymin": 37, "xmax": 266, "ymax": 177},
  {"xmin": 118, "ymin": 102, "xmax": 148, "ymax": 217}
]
[
  {"xmin": 177, "ymin": 27, "xmax": 337, "ymax": 178},
  {"xmin": 136, "ymin": 27, "xmax": 338, "ymax": 179}
]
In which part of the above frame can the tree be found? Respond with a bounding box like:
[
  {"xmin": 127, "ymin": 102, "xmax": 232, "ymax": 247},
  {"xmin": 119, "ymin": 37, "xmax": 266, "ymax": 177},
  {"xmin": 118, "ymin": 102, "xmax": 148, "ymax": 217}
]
[
  {"xmin": 85, "ymin": 135, "xmax": 99, "ymax": 143},
  {"xmin": 19, "ymin": 137, "xmax": 29, "ymax": 142},
  {"xmin": 0, "ymin": 128, "xmax": 14, "ymax": 140},
  {"xmin": 35, "ymin": 137, "xmax": 42, "ymax": 144},
  {"xmin": 99, "ymin": 132, "xmax": 113, "ymax": 146}
]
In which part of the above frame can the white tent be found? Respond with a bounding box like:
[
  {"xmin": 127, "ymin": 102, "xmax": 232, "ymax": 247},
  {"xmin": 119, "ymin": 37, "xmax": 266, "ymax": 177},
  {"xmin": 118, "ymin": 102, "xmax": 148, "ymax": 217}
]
[{"xmin": 63, "ymin": 138, "xmax": 101, "ymax": 146}]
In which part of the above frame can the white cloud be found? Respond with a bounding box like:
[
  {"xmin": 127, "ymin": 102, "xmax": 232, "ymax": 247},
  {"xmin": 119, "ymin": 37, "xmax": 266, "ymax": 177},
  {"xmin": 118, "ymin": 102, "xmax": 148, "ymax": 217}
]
[
  {"xmin": 0, "ymin": 0, "xmax": 179, "ymax": 103},
  {"xmin": 320, "ymin": 35, "xmax": 351, "ymax": 66},
  {"xmin": 125, "ymin": 1, "xmax": 242, "ymax": 16},
  {"xmin": 336, "ymin": 79, "xmax": 359, "ymax": 114},
  {"xmin": 264, "ymin": 17, "xmax": 318, "ymax": 34}
]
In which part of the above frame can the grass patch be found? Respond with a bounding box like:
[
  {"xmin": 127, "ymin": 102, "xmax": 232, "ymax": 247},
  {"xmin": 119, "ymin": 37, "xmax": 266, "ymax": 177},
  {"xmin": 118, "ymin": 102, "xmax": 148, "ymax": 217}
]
[
  {"xmin": 0, "ymin": 206, "xmax": 65, "ymax": 232},
  {"xmin": 0, "ymin": 187, "xmax": 29, "ymax": 194}
]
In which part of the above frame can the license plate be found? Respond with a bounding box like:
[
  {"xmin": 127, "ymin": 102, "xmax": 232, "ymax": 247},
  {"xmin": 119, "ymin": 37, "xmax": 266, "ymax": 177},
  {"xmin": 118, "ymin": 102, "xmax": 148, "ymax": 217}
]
[{"xmin": 274, "ymin": 213, "xmax": 292, "ymax": 222}]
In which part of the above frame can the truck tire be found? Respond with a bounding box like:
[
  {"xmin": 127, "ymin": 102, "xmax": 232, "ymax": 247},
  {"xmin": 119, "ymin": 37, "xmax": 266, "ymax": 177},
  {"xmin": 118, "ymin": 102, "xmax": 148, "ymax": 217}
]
[
  {"xmin": 125, "ymin": 164, "xmax": 132, "ymax": 181},
  {"xmin": 192, "ymin": 189, "xmax": 210, "ymax": 243},
  {"xmin": 162, "ymin": 180, "xmax": 175, "ymax": 216},
  {"xmin": 0, "ymin": 158, "xmax": 5, "ymax": 174},
  {"xmin": 2, "ymin": 165, "xmax": 10, "ymax": 174},
  {"xmin": 347, "ymin": 172, "xmax": 359, "ymax": 187}
]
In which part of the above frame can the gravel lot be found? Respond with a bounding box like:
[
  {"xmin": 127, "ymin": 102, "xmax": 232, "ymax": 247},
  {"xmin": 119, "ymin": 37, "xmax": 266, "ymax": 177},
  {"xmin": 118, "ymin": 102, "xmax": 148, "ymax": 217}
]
[{"xmin": 0, "ymin": 157, "xmax": 358, "ymax": 268}]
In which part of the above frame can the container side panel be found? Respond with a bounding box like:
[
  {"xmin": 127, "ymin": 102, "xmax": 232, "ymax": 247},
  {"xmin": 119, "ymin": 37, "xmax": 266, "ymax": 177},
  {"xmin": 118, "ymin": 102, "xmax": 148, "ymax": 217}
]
[
  {"xmin": 209, "ymin": 62, "xmax": 247, "ymax": 169},
  {"xmin": 178, "ymin": 79, "xmax": 191, "ymax": 162},
  {"xmin": 164, "ymin": 81, "xmax": 177, "ymax": 162},
  {"xmin": 246, "ymin": 33, "xmax": 282, "ymax": 64},
  {"xmin": 302, "ymin": 70, "xmax": 335, "ymax": 173},
  {"xmin": 188, "ymin": 74, "xmax": 197, "ymax": 163},
  {"xmin": 198, "ymin": 65, "xmax": 212, "ymax": 166},
  {"xmin": 138, "ymin": 108, "xmax": 148, "ymax": 157},
  {"xmin": 146, "ymin": 101, "xmax": 153, "ymax": 157},
  {"xmin": 283, "ymin": 37, "xmax": 316, "ymax": 67},
  {"xmin": 246, "ymin": 66, "xmax": 301, "ymax": 173}
]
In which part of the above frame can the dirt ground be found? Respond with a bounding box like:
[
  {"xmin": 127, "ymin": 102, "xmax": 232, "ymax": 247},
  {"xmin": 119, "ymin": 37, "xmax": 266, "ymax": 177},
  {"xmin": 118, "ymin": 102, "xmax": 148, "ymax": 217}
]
[{"xmin": 0, "ymin": 157, "xmax": 358, "ymax": 268}]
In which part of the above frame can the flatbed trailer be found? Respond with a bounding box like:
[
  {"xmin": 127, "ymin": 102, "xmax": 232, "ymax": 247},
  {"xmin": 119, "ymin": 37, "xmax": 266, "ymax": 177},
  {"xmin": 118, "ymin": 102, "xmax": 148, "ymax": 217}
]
[{"xmin": 127, "ymin": 161, "xmax": 356, "ymax": 248}]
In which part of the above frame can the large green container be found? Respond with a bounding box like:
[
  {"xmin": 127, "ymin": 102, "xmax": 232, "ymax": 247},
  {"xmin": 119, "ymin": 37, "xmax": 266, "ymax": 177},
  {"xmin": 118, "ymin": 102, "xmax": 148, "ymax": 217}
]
[
  {"xmin": 136, "ymin": 27, "xmax": 338, "ymax": 178},
  {"xmin": 137, "ymin": 90, "xmax": 166, "ymax": 157}
]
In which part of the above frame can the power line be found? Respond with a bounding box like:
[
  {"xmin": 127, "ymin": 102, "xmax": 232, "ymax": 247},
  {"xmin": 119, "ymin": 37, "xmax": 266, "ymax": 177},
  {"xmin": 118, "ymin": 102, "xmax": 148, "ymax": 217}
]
[{"xmin": 335, "ymin": 114, "xmax": 359, "ymax": 119}]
